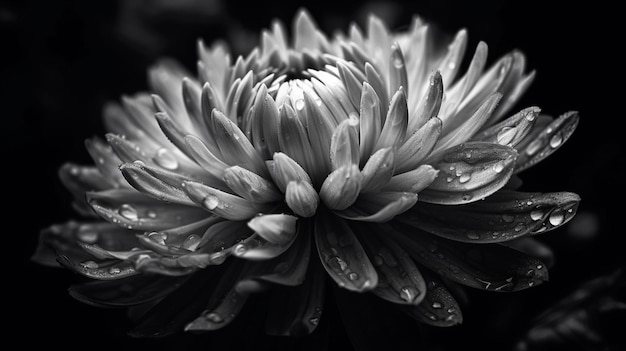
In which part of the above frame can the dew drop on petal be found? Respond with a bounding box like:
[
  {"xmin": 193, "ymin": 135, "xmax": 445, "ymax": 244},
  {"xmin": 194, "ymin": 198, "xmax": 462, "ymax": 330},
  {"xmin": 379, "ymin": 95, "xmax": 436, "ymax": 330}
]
[
  {"xmin": 458, "ymin": 173, "xmax": 471, "ymax": 183},
  {"xmin": 526, "ymin": 140, "xmax": 542, "ymax": 156},
  {"xmin": 447, "ymin": 308, "xmax": 456, "ymax": 313},
  {"xmin": 182, "ymin": 234, "xmax": 201, "ymax": 251},
  {"xmin": 148, "ymin": 231, "xmax": 168, "ymax": 245},
  {"xmin": 549, "ymin": 133, "xmax": 563, "ymax": 148},
  {"xmin": 81, "ymin": 261, "xmax": 99, "ymax": 269},
  {"xmin": 447, "ymin": 61, "xmax": 456, "ymax": 70},
  {"xmin": 154, "ymin": 147, "xmax": 179, "ymax": 170},
  {"xmin": 295, "ymin": 98, "xmax": 305, "ymax": 111},
  {"xmin": 393, "ymin": 55, "xmax": 404, "ymax": 68},
  {"xmin": 466, "ymin": 232, "xmax": 480, "ymax": 240},
  {"xmin": 400, "ymin": 286, "xmax": 419, "ymax": 303},
  {"xmin": 233, "ymin": 243, "xmax": 247, "ymax": 256},
  {"xmin": 493, "ymin": 162, "xmax": 505, "ymax": 173},
  {"xmin": 514, "ymin": 223, "xmax": 526, "ymax": 232},
  {"xmin": 549, "ymin": 211, "xmax": 565, "ymax": 226},
  {"xmin": 203, "ymin": 195, "xmax": 220, "ymax": 210},
  {"xmin": 446, "ymin": 176, "xmax": 454, "ymax": 183},
  {"xmin": 203, "ymin": 312, "xmax": 224, "ymax": 323},
  {"xmin": 461, "ymin": 194, "xmax": 472, "ymax": 202},
  {"xmin": 309, "ymin": 316, "xmax": 320, "ymax": 326},
  {"xmin": 431, "ymin": 301, "xmax": 442, "ymax": 309},
  {"xmin": 147, "ymin": 210, "xmax": 157, "ymax": 219},
  {"xmin": 348, "ymin": 112, "xmax": 359, "ymax": 126},
  {"xmin": 502, "ymin": 214, "xmax": 515, "ymax": 223},
  {"xmin": 530, "ymin": 210, "xmax": 543, "ymax": 221},
  {"xmin": 348, "ymin": 272, "xmax": 359, "ymax": 281},
  {"xmin": 109, "ymin": 267, "xmax": 121, "ymax": 274},
  {"xmin": 118, "ymin": 204, "xmax": 138, "ymax": 221}
]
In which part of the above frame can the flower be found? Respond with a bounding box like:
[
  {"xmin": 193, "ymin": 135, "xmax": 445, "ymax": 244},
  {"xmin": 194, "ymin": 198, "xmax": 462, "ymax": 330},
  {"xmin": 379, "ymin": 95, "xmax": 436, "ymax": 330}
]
[{"xmin": 33, "ymin": 8, "xmax": 580, "ymax": 339}]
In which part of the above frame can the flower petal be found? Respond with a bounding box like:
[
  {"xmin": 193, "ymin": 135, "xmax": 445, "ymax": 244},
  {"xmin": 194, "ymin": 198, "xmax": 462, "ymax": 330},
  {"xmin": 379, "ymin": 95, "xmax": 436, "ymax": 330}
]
[
  {"xmin": 87, "ymin": 189, "xmax": 207, "ymax": 231},
  {"xmin": 58, "ymin": 163, "xmax": 114, "ymax": 216},
  {"xmin": 389, "ymin": 223, "xmax": 549, "ymax": 291},
  {"xmin": 265, "ymin": 256, "xmax": 326, "ymax": 336},
  {"xmin": 400, "ymin": 272, "xmax": 463, "ymax": 326},
  {"xmin": 247, "ymin": 214, "xmax": 298, "ymax": 246},
  {"xmin": 223, "ymin": 165, "xmax": 282, "ymax": 203},
  {"xmin": 388, "ymin": 43, "xmax": 409, "ymax": 97},
  {"xmin": 383, "ymin": 164, "xmax": 439, "ymax": 193},
  {"xmin": 232, "ymin": 232, "xmax": 297, "ymax": 261},
  {"xmin": 358, "ymin": 82, "xmax": 383, "ymax": 163},
  {"xmin": 285, "ymin": 180, "xmax": 319, "ymax": 218},
  {"xmin": 277, "ymin": 104, "xmax": 318, "ymax": 174},
  {"xmin": 337, "ymin": 61, "xmax": 365, "ymax": 110},
  {"xmin": 182, "ymin": 180, "xmax": 266, "ymax": 221},
  {"xmin": 357, "ymin": 227, "xmax": 427, "ymax": 305},
  {"xmin": 401, "ymin": 190, "xmax": 581, "ymax": 243},
  {"xmin": 320, "ymin": 165, "xmax": 362, "ymax": 211},
  {"xmin": 396, "ymin": 116, "xmax": 442, "ymax": 174},
  {"xmin": 360, "ymin": 147, "xmax": 395, "ymax": 193},
  {"xmin": 406, "ymin": 71, "xmax": 443, "ymax": 136},
  {"xmin": 314, "ymin": 211, "xmax": 378, "ymax": 292},
  {"xmin": 375, "ymin": 87, "xmax": 408, "ymax": 150},
  {"xmin": 514, "ymin": 111, "xmax": 579, "ymax": 173},
  {"xmin": 84, "ymin": 137, "xmax": 126, "ymax": 187},
  {"xmin": 255, "ymin": 225, "xmax": 312, "ymax": 286},
  {"xmin": 473, "ymin": 106, "xmax": 540, "ymax": 147},
  {"xmin": 293, "ymin": 8, "xmax": 322, "ymax": 52},
  {"xmin": 120, "ymin": 162, "xmax": 195, "ymax": 205},
  {"xmin": 330, "ymin": 118, "xmax": 360, "ymax": 170},
  {"xmin": 250, "ymin": 84, "xmax": 281, "ymax": 159},
  {"xmin": 301, "ymin": 91, "xmax": 334, "ymax": 181},
  {"xmin": 267, "ymin": 152, "xmax": 313, "ymax": 192},
  {"xmin": 57, "ymin": 255, "xmax": 138, "ymax": 280},
  {"xmin": 335, "ymin": 192, "xmax": 417, "ymax": 223},
  {"xmin": 420, "ymin": 142, "xmax": 517, "ymax": 204}
]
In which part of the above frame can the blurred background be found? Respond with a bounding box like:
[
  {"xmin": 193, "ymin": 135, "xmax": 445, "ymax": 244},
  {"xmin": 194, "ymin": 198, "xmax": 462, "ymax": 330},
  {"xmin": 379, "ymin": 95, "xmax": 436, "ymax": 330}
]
[{"xmin": 2, "ymin": 0, "xmax": 623, "ymax": 350}]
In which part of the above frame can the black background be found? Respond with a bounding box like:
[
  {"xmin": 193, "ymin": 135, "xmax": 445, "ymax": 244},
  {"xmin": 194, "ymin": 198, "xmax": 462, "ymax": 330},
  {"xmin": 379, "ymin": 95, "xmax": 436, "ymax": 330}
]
[{"xmin": 3, "ymin": 0, "xmax": 623, "ymax": 350}]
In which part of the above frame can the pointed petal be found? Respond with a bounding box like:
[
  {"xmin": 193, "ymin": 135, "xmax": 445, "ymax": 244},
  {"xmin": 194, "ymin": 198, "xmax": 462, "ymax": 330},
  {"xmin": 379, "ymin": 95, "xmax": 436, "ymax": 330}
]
[
  {"xmin": 364, "ymin": 62, "xmax": 389, "ymax": 118},
  {"xmin": 286, "ymin": 180, "xmax": 319, "ymax": 218},
  {"xmin": 302, "ymin": 91, "xmax": 334, "ymax": 181},
  {"xmin": 360, "ymin": 147, "xmax": 395, "ymax": 193},
  {"xmin": 223, "ymin": 165, "xmax": 282, "ymax": 203},
  {"xmin": 389, "ymin": 224, "xmax": 549, "ymax": 291},
  {"xmin": 84, "ymin": 138, "xmax": 126, "ymax": 187},
  {"xmin": 277, "ymin": 104, "xmax": 317, "ymax": 174},
  {"xmin": 383, "ymin": 164, "xmax": 439, "ymax": 193},
  {"xmin": 182, "ymin": 180, "xmax": 266, "ymax": 221},
  {"xmin": 420, "ymin": 142, "xmax": 517, "ymax": 204},
  {"xmin": 106, "ymin": 133, "xmax": 149, "ymax": 164},
  {"xmin": 183, "ymin": 134, "xmax": 229, "ymax": 180},
  {"xmin": 396, "ymin": 116, "xmax": 442, "ymax": 174},
  {"xmin": 256, "ymin": 226, "xmax": 312, "ymax": 286},
  {"xmin": 401, "ymin": 190, "xmax": 580, "ymax": 243},
  {"xmin": 400, "ymin": 272, "xmax": 463, "ymax": 326},
  {"xmin": 250, "ymin": 85, "xmax": 281, "ymax": 159},
  {"xmin": 120, "ymin": 162, "xmax": 195, "ymax": 206},
  {"xmin": 358, "ymin": 228, "xmax": 427, "ymax": 305},
  {"xmin": 294, "ymin": 9, "xmax": 321, "ymax": 51},
  {"xmin": 87, "ymin": 189, "xmax": 208, "ymax": 232},
  {"xmin": 232, "ymin": 233, "xmax": 296, "ymax": 260},
  {"xmin": 330, "ymin": 118, "xmax": 360, "ymax": 170},
  {"xmin": 210, "ymin": 109, "xmax": 268, "ymax": 177},
  {"xmin": 358, "ymin": 82, "xmax": 383, "ymax": 163},
  {"xmin": 514, "ymin": 111, "xmax": 579, "ymax": 173},
  {"xmin": 314, "ymin": 211, "xmax": 378, "ymax": 292},
  {"xmin": 437, "ymin": 29, "xmax": 467, "ymax": 87},
  {"xmin": 337, "ymin": 61, "xmax": 364, "ymax": 110},
  {"xmin": 336, "ymin": 192, "xmax": 417, "ymax": 223},
  {"xmin": 407, "ymin": 71, "xmax": 443, "ymax": 135},
  {"xmin": 247, "ymin": 214, "xmax": 298, "ymax": 246},
  {"xmin": 320, "ymin": 165, "xmax": 362, "ymax": 211},
  {"xmin": 375, "ymin": 87, "xmax": 408, "ymax": 150},
  {"xmin": 57, "ymin": 255, "xmax": 138, "ymax": 280},
  {"xmin": 58, "ymin": 163, "xmax": 114, "ymax": 215},
  {"xmin": 388, "ymin": 43, "xmax": 409, "ymax": 97}
]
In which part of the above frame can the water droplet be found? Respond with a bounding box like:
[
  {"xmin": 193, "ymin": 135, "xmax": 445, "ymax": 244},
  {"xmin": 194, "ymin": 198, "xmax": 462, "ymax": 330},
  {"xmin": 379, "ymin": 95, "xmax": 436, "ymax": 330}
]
[
  {"xmin": 203, "ymin": 312, "xmax": 224, "ymax": 323},
  {"xmin": 459, "ymin": 173, "xmax": 471, "ymax": 183},
  {"xmin": 109, "ymin": 267, "xmax": 121, "ymax": 274},
  {"xmin": 446, "ymin": 176, "xmax": 453, "ymax": 183},
  {"xmin": 348, "ymin": 272, "xmax": 359, "ymax": 281},
  {"xmin": 432, "ymin": 301, "xmax": 442, "ymax": 309},
  {"xmin": 147, "ymin": 210, "xmax": 157, "ymax": 219},
  {"xmin": 526, "ymin": 140, "xmax": 542, "ymax": 156},
  {"xmin": 536, "ymin": 264, "xmax": 543, "ymax": 270},
  {"xmin": 400, "ymin": 286, "xmax": 419, "ymax": 303},
  {"xmin": 514, "ymin": 223, "xmax": 526, "ymax": 232},
  {"xmin": 233, "ymin": 243, "xmax": 247, "ymax": 256},
  {"xmin": 309, "ymin": 317, "xmax": 320, "ymax": 326},
  {"xmin": 153, "ymin": 147, "xmax": 179, "ymax": 170},
  {"xmin": 348, "ymin": 112, "xmax": 359, "ymax": 126},
  {"xmin": 78, "ymin": 229, "xmax": 98, "ymax": 244},
  {"xmin": 118, "ymin": 204, "xmax": 138, "ymax": 221},
  {"xmin": 328, "ymin": 256, "xmax": 349, "ymax": 272},
  {"xmin": 549, "ymin": 133, "xmax": 562, "ymax": 148},
  {"xmin": 81, "ymin": 261, "xmax": 99, "ymax": 269},
  {"xmin": 447, "ymin": 61, "xmax": 456, "ymax": 70},
  {"xmin": 449, "ymin": 166, "xmax": 455, "ymax": 171},
  {"xmin": 548, "ymin": 211, "xmax": 564, "ymax": 226},
  {"xmin": 447, "ymin": 308, "xmax": 456, "ymax": 313},
  {"xmin": 425, "ymin": 313, "xmax": 437, "ymax": 321},
  {"xmin": 466, "ymin": 232, "xmax": 480, "ymax": 240},
  {"xmin": 528, "ymin": 281, "xmax": 535, "ymax": 287},
  {"xmin": 392, "ymin": 55, "xmax": 404, "ymax": 68},
  {"xmin": 148, "ymin": 231, "xmax": 168, "ymax": 245},
  {"xmin": 182, "ymin": 234, "xmax": 201, "ymax": 250},
  {"xmin": 461, "ymin": 194, "xmax": 472, "ymax": 202},
  {"xmin": 502, "ymin": 214, "xmax": 515, "ymax": 223},
  {"xmin": 525, "ymin": 112, "xmax": 536, "ymax": 121},
  {"xmin": 493, "ymin": 162, "xmax": 505, "ymax": 173},
  {"xmin": 445, "ymin": 315, "xmax": 456, "ymax": 322},
  {"xmin": 203, "ymin": 195, "xmax": 220, "ymax": 210},
  {"xmin": 295, "ymin": 98, "xmax": 305, "ymax": 111},
  {"xmin": 465, "ymin": 152, "xmax": 472, "ymax": 159},
  {"xmin": 496, "ymin": 127, "xmax": 516, "ymax": 145},
  {"xmin": 530, "ymin": 210, "xmax": 543, "ymax": 221},
  {"xmin": 526, "ymin": 200, "xmax": 533, "ymax": 206}
]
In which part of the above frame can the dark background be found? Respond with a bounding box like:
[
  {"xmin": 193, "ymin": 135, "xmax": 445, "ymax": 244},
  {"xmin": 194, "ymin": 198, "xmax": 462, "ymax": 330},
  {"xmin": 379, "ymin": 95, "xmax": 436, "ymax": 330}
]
[{"xmin": 2, "ymin": 0, "xmax": 623, "ymax": 350}]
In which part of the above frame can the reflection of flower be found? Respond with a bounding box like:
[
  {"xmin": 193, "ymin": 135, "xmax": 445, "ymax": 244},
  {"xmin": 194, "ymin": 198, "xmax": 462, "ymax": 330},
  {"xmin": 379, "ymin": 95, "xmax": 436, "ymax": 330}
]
[{"xmin": 33, "ymin": 8, "xmax": 580, "ymax": 339}]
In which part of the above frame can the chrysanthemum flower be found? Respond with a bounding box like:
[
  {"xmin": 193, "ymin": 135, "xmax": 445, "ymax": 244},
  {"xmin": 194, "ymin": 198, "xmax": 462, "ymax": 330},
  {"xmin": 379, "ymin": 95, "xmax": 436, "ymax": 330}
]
[{"xmin": 34, "ymin": 9, "xmax": 580, "ymax": 337}]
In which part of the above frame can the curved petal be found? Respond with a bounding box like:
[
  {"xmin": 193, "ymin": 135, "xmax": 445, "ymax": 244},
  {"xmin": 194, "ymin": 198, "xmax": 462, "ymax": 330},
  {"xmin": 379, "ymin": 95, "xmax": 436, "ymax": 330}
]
[
  {"xmin": 360, "ymin": 147, "xmax": 395, "ymax": 193},
  {"xmin": 223, "ymin": 165, "xmax": 283, "ymax": 203},
  {"xmin": 514, "ymin": 111, "xmax": 579, "ymax": 173},
  {"xmin": 314, "ymin": 211, "xmax": 378, "ymax": 292},
  {"xmin": 401, "ymin": 190, "xmax": 581, "ymax": 243},
  {"xmin": 395, "ymin": 116, "xmax": 442, "ymax": 174},
  {"xmin": 335, "ymin": 192, "xmax": 417, "ymax": 223},
  {"xmin": 319, "ymin": 165, "xmax": 362, "ymax": 210},
  {"xmin": 388, "ymin": 223, "xmax": 549, "ymax": 292},
  {"xmin": 232, "ymin": 232, "xmax": 297, "ymax": 261},
  {"xmin": 357, "ymin": 226, "xmax": 427, "ymax": 305},
  {"xmin": 383, "ymin": 164, "xmax": 438, "ymax": 193},
  {"xmin": 58, "ymin": 163, "xmax": 114, "ymax": 216},
  {"xmin": 285, "ymin": 180, "xmax": 319, "ymax": 218},
  {"xmin": 247, "ymin": 213, "xmax": 298, "ymax": 246},
  {"xmin": 182, "ymin": 180, "xmax": 268, "ymax": 221},
  {"xmin": 473, "ymin": 106, "xmax": 540, "ymax": 147},
  {"xmin": 399, "ymin": 271, "xmax": 463, "ymax": 326},
  {"xmin": 57, "ymin": 255, "xmax": 139, "ymax": 280},
  {"xmin": 120, "ymin": 162, "xmax": 195, "ymax": 206},
  {"xmin": 420, "ymin": 142, "xmax": 517, "ymax": 204},
  {"xmin": 87, "ymin": 189, "xmax": 208, "ymax": 231}
]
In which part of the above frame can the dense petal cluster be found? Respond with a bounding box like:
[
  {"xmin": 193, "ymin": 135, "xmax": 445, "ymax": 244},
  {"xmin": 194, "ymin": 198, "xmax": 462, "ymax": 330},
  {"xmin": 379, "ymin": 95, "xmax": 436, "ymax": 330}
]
[{"xmin": 34, "ymin": 9, "xmax": 580, "ymax": 336}]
